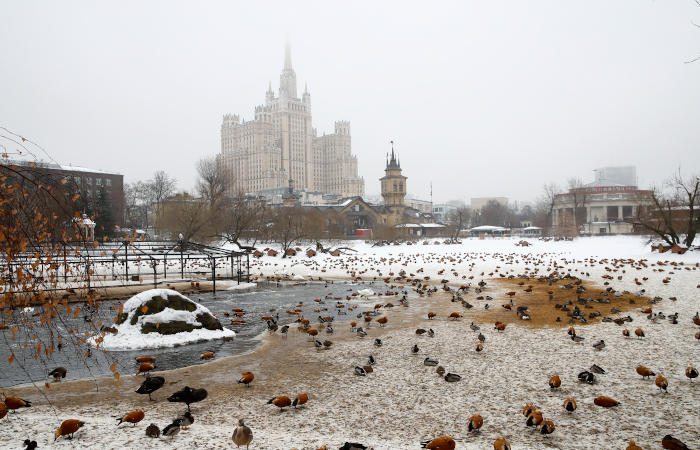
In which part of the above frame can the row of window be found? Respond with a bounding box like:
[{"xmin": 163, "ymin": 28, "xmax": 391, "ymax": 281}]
[{"xmin": 66, "ymin": 175, "xmax": 112, "ymax": 187}]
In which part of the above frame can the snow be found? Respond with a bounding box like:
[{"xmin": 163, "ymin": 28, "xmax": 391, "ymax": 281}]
[
  {"xmin": 5, "ymin": 236, "xmax": 700, "ymax": 449},
  {"xmin": 93, "ymin": 289, "xmax": 235, "ymax": 351}
]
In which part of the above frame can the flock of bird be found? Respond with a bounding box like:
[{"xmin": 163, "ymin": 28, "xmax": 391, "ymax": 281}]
[{"xmin": 2, "ymin": 241, "xmax": 699, "ymax": 448}]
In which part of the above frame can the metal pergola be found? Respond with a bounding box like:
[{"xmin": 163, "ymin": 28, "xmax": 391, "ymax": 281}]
[{"xmin": 2, "ymin": 239, "xmax": 250, "ymax": 295}]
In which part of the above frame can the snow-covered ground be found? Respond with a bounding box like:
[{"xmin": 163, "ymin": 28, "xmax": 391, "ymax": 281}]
[{"xmin": 1, "ymin": 236, "xmax": 698, "ymax": 449}]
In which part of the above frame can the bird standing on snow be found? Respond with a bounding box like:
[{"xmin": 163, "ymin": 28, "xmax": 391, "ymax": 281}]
[
  {"xmin": 136, "ymin": 375, "xmax": 165, "ymax": 401},
  {"xmin": 468, "ymin": 414, "xmax": 483, "ymax": 432},
  {"xmin": 563, "ymin": 397, "xmax": 577, "ymax": 413},
  {"xmin": 145, "ymin": 423, "xmax": 160, "ymax": 438},
  {"xmin": 655, "ymin": 374, "xmax": 668, "ymax": 392},
  {"xmin": 178, "ymin": 411, "xmax": 194, "ymax": 430},
  {"xmin": 162, "ymin": 419, "xmax": 182, "ymax": 439},
  {"xmin": 267, "ymin": 395, "xmax": 292, "ymax": 411},
  {"xmin": 54, "ymin": 419, "xmax": 85, "ymax": 441},
  {"xmin": 238, "ymin": 371, "xmax": 254, "ymax": 387},
  {"xmin": 167, "ymin": 386, "xmax": 207, "ymax": 411},
  {"xmin": 494, "ymin": 436, "xmax": 511, "ymax": 450},
  {"xmin": 661, "ymin": 434, "xmax": 689, "ymax": 449},
  {"xmin": 116, "ymin": 409, "xmax": 144, "ymax": 427},
  {"xmin": 232, "ymin": 418, "xmax": 253, "ymax": 449},
  {"xmin": 48, "ymin": 367, "xmax": 67, "ymax": 381},
  {"xmin": 420, "ymin": 435, "xmax": 455, "ymax": 450}
]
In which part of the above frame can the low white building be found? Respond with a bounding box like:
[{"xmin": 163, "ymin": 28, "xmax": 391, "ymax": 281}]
[{"xmin": 552, "ymin": 168, "xmax": 653, "ymax": 235}]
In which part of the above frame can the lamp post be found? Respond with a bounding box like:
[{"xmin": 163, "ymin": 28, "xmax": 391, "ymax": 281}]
[{"xmin": 178, "ymin": 233, "xmax": 184, "ymax": 279}]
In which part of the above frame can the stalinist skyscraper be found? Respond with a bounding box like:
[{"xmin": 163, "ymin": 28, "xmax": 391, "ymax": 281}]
[{"xmin": 219, "ymin": 43, "xmax": 364, "ymax": 198}]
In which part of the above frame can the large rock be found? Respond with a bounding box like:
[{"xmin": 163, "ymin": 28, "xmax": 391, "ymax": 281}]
[{"xmin": 95, "ymin": 288, "xmax": 234, "ymax": 350}]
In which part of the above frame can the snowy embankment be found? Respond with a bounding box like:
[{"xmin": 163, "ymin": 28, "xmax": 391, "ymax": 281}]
[{"xmin": 92, "ymin": 289, "xmax": 235, "ymax": 351}]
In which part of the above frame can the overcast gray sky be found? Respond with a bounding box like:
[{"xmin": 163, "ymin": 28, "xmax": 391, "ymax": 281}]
[{"xmin": 2, "ymin": 0, "xmax": 699, "ymax": 204}]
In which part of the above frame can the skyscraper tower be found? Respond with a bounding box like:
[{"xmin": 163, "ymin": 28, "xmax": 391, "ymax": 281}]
[{"xmin": 219, "ymin": 44, "xmax": 364, "ymax": 199}]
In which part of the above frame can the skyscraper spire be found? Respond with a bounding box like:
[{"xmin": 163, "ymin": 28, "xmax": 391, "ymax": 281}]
[{"xmin": 284, "ymin": 41, "xmax": 292, "ymax": 70}]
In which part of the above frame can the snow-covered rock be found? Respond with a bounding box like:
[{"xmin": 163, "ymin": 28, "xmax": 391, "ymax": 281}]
[{"xmin": 93, "ymin": 289, "xmax": 234, "ymax": 350}]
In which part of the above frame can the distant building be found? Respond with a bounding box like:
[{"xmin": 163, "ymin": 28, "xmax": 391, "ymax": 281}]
[
  {"xmin": 432, "ymin": 204, "xmax": 458, "ymax": 223},
  {"xmin": 405, "ymin": 196, "xmax": 433, "ymax": 214},
  {"xmin": 6, "ymin": 159, "xmax": 124, "ymax": 226},
  {"xmin": 471, "ymin": 197, "xmax": 508, "ymax": 211},
  {"xmin": 219, "ymin": 43, "xmax": 364, "ymax": 198},
  {"xmin": 552, "ymin": 166, "xmax": 653, "ymax": 235},
  {"xmin": 297, "ymin": 146, "xmax": 436, "ymax": 238}
]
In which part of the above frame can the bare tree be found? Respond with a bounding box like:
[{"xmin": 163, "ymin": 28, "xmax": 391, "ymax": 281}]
[
  {"xmin": 269, "ymin": 206, "xmax": 307, "ymax": 257},
  {"xmin": 157, "ymin": 192, "xmax": 212, "ymax": 243},
  {"xmin": 446, "ymin": 206, "xmax": 471, "ymax": 240},
  {"xmin": 150, "ymin": 170, "xmax": 176, "ymax": 233},
  {"xmin": 220, "ymin": 194, "xmax": 268, "ymax": 251},
  {"xmin": 567, "ymin": 177, "xmax": 587, "ymax": 232},
  {"xmin": 634, "ymin": 171, "xmax": 699, "ymax": 247},
  {"xmin": 533, "ymin": 183, "xmax": 561, "ymax": 231},
  {"xmin": 196, "ymin": 157, "xmax": 228, "ymax": 209}
]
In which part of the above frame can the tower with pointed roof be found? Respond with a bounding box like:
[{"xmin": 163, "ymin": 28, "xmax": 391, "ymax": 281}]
[
  {"xmin": 219, "ymin": 43, "xmax": 364, "ymax": 199},
  {"xmin": 380, "ymin": 141, "xmax": 407, "ymax": 207}
]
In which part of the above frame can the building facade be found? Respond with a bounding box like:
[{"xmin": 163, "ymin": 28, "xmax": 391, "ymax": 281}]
[
  {"xmin": 219, "ymin": 44, "xmax": 364, "ymax": 198},
  {"xmin": 6, "ymin": 159, "xmax": 124, "ymax": 227},
  {"xmin": 552, "ymin": 166, "xmax": 653, "ymax": 235}
]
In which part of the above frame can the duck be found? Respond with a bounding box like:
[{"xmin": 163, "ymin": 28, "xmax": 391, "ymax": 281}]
[
  {"xmin": 526, "ymin": 410, "xmax": 544, "ymax": 427},
  {"xmin": 590, "ymin": 364, "xmax": 606, "ymax": 374},
  {"xmin": 444, "ymin": 373, "xmax": 462, "ymax": 382},
  {"xmin": 636, "ymin": 366, "xmax": 655, "ymax": 379},
  {"xmin": 373, "ymin": 338, "xmax": 382, "ymax": 347},
  {"xmin": 136, "ymin": 375, "xmax": 165, "ymax": 400},
  {"xmin": 420, "ymin": 435, "xmax": 456, "ymax": 450},
  {"xmin": 355, "ymin": 366, "xmax": 367, "ymax": 376},
  {"xmin": 177, "ymin": 411, "xmax": 194, "ymax": 430},
  {"xmin": 293, "ymin": 392, "xmax": 309, "ymax": 408},
  {"xmin": 635, "ymin": 328, "xmax": 645, "ymax": 338},
  {"xmin": 136, "ymin": 362, "xmax": 155, "ymax": 375},
  {"xmin": 563, "ymin": 397, "xmax": 577, "ymax": 413},
  {"xmin": 592, "ymin": 340, "xmax": 605, "ymax": 351},
  {"xmin": 238, "ymin": 371, "xmax": 254, "ymax": 387},
  {"xmin": 368, "ymin": 355, "xmax": 376, "ymax": 365},
  {"xmin": 23, "ymin": 439, "xmax": 37, "ymax": 450},
  {"xmin": 661, "ymin": 434, "xmax": 689, "ymax": 449},
  {"xmin": 593, "ymin": 396, "xmax": 620, "ymax": 407},
  {"xmin": 478, "ymin": 333, "xmax": 486, "ymax": 342},
  {"xmin": 578, "ymin": 371, "xmax": 596, "ymax": 384},
  {"xmin": 167, "ymin": 386, "xmax": 208, "ymax": 411},
  {"xmin": 4, "ymin": 396, "xmax": 31, "ymax": 411},
  {"xmin": 626, "ymin": 439, "xmax": 643, "ymax": 450},
  {"xmin": 540, "ymin": 419, "xmax": 555, "ymax": 435},
  {"xmin": 622, "ymin": 329, "xmax": 630, "ymax": 337},
  {"xmin": 423, "ymin": 357, "xmax": 439, "ymax": 366},
  {"xmin": 267, "ymin": 395, "xmax": 292, "ymax": 410},
  {"xmin": 116, "ymin": 409, "xmax": 144, "ymax": 427},
  {"xmin": 686, "ymin": 366, "xmax": 698, "ymax": 381},
  {"xmin": 655, "ymin": 374, "xmax": 668, "ymax": 392},
  {"xmin": 232, "ymin": 418, "xmax": 253, "ymax": 449},
  {"xmin": 162, "ymin": 419, "xmax": 182, "ymax": 439},
  {"xmin": 48, "ymin": 367, "xmax": 67, "ymax": 381},
  {"xmin": 412, "ymin": 344, "xmax": 420, "ymax": 354},
  {"xmin": 436, "ymin": 366, "xmax": 445, "ymax": 376},
  {"xmin": 549, "ymin": 374, "xmax": 561, "ymax": 389},
  {"xmin": 135, "ymin": 355, "xmax": 156, "ymax": 363},
  {"xmin": 54, "ymin": 419, "xmax": 85, "ymax": 441},
  {"xmin": 145, "ymin": 423, "xmax": 160, "ymax": 438},
  {"xmin": 494, "ymin": 436, "xmax": 511, "ymax": 450},
  {"xmin": 468, "ymin": 414, "xmax": 483, "ymax": 432}
]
